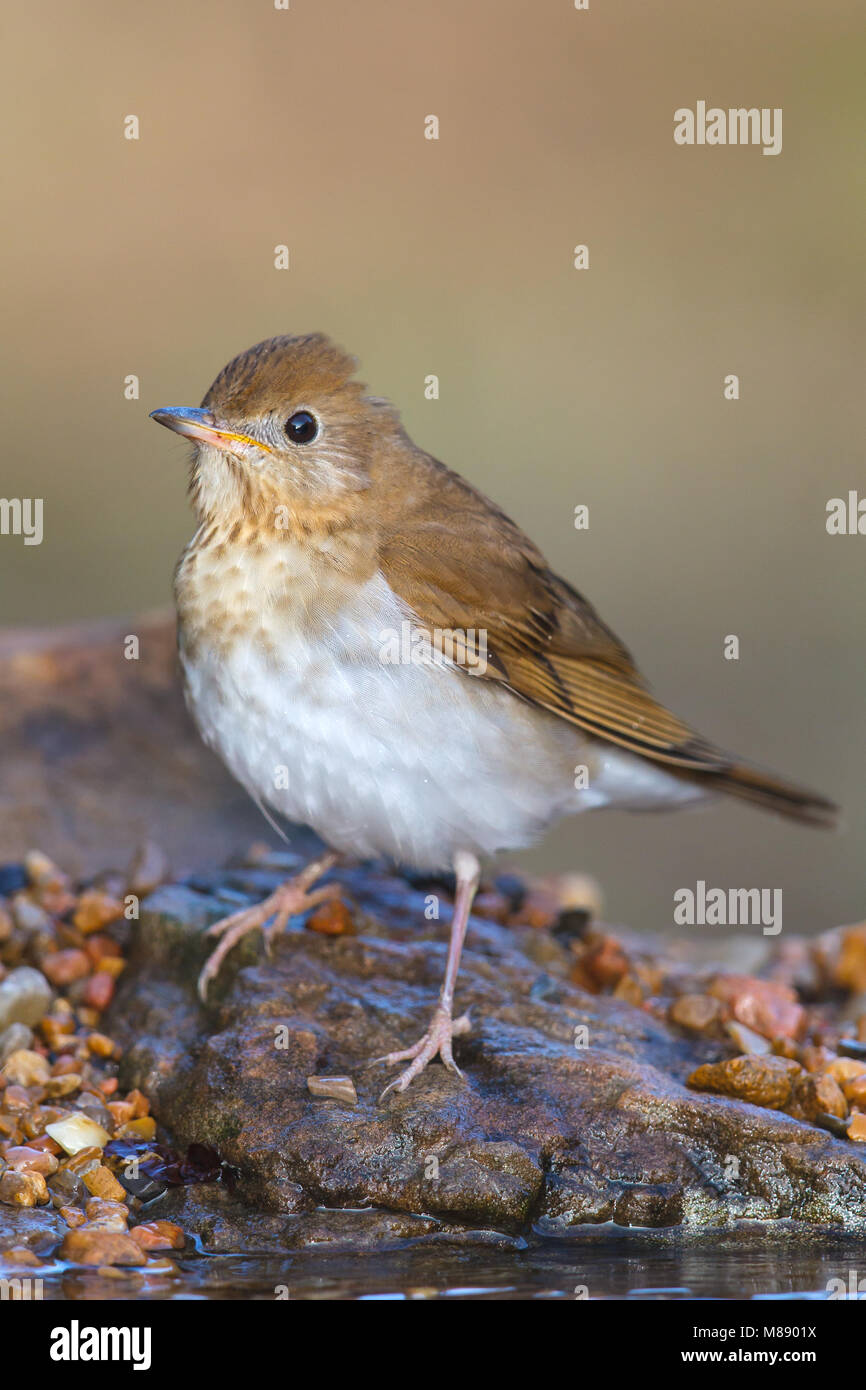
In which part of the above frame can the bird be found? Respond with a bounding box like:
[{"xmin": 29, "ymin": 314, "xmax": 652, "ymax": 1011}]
[{"xmin": 150, "ymin": 333, "xmax": 837, "ymax": 1099}]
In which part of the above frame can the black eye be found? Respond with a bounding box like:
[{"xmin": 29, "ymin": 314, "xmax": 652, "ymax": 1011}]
[{"xmin": 285, "ymin": 410, "xmax": 318, "ymax": 444}]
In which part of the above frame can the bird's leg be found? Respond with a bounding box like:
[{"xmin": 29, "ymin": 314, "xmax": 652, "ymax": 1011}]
[
  {"xmin": 376, "ymin": 850, "xmax": 481, "ymax": 1100},
  {"xmin": 197, "ymin": 851, "xmax": 340, "ymax": 1002}
]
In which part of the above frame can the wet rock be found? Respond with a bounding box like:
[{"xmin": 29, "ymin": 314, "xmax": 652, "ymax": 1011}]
[
  {"xmin": 0, "ymin": 967, "xmax": 52, "ymax": 1032},
  {"xmin": 59, "ymin": 1228, "xmax": 147, "ymax": 1267},
  {"xmin": 47, "ymin": 1169, "xmax": 87, "ymax": 1207},
  {"xmin": 3, "ymin": 1146, "xmax": 59, "ymax": 1177},
  {"xmin": 104, "ymin": 869, "xmax": 866, "ymax": 1240},
  {"xmin": 0, "ymin": 1202, "xmax": 64, "ymax": 1255},
  {"xmin": 83, "ymin": 1198, "xmax": 129, "ymax": 1232},
  {"xmin": 82, "ymin": 1165, "xmax": 127, "ymax": 1202},
  {"xmin": 0, "ymin": 1246, "xmax": 43, "ymax": 1267},
  {"xmin": 129, "ymin": 1220, "xmax": 184, "ymax": 1251},
  {"xmin": 0, "ymin": 1170, "xmax": 49, "ymax": 1207}
]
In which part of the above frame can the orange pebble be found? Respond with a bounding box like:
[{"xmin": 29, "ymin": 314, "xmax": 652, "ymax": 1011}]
[
  {"xmin": 83, "ymin": 972, "xmax": 115, "ymax": 1011},
  {"xmin": 129, "ymin": 1220, "xmax": 185, "ymax": 1251},
  {"xmin": 124, "ymin": 1089, "xmax": 150, "ymax": 1119}
]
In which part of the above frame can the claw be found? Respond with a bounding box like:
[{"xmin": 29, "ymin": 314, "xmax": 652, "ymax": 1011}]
[
  {"xmin": 196, "ymin": 852, "xmax": 339, "ymax": 1001},
  {"xmin": 375, "ymin": 1009, "xmax": 472, "ymax": 1100}
]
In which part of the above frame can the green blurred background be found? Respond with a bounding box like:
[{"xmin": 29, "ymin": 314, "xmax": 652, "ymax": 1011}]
[{"xmin": 1, "ymin": 0, "xmax": 863, "ymax": 934}]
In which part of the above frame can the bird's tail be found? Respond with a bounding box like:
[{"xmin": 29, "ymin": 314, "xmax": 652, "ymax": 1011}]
[{"xmin": 710, "ymin": 762, "xmax": 839, "ymax": 829}]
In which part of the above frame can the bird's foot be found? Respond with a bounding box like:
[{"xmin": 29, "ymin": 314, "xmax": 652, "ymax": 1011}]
[
  {"xmin": 374, "ymin": 1007, "xmax": 471, "ymax": 1101},
  {"xmin": 197, "ymin": 852, "xmax": 340, "ymax": 1001}
]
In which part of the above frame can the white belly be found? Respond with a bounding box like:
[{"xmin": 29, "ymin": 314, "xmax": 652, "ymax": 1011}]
[{"xmin": 179, "ymin": 569, "xmax": 705, "ymax": 870}]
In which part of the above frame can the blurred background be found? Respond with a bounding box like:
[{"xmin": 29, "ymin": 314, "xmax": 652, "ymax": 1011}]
[{"xmin": 1, "ymin": 0, "xmax": 863, "ymax": 935}]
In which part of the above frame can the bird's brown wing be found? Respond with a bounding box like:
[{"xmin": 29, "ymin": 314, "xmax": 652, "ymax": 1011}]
[
  {"xmin": 377, "ymin": 466, "xmax": 727, "ymax": 772},
  {"xmin": 377, "ymin": 455, "xmax": 837, "ymax": 826}
]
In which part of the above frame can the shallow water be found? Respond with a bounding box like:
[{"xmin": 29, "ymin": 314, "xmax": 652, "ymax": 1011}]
[{"xmin": 26, "ymin": 1223, "xmax": 866, "ymax": 1301}]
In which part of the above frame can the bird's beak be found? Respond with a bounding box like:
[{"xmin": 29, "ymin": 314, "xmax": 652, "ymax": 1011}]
[{"xmin": 149, "ymin": 407, "xmax": 271, "ymax": 453}]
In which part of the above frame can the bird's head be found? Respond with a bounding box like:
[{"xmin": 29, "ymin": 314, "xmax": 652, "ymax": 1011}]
[{"xmin": 151, "ymin": 334, "xmax": 399, "ymax": 528}]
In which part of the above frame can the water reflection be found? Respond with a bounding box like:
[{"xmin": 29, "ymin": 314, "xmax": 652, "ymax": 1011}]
[{"xmin": 27, "ymin": 1223, "xmax": 866, "ymax": 1301}]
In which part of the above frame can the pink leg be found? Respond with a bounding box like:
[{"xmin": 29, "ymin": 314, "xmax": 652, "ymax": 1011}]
[
  {"xmin": 376, "ymin": 850, "xmax": 481, "ymax": 1100},
  {"xmin": 197, "ymin": 852, "xmax": 340, "ymax": 1001}
]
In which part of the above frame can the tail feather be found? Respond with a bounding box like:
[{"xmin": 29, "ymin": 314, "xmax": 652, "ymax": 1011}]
[{"xmin": 709, "ymin": 762, "xmax": 839, "ymax": 829}]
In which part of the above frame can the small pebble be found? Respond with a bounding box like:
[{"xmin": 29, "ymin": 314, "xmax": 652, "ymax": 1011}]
[
  {"xmin": 82, "ymin": 1164, "xmax": 127, "ymax": 1203},
  {"xmin": 125, "ymin": 1089, "xmax": 150, "ymax": 1118},
  {"xmin": 129, "ymin": 1220, "xmax": 185, "ymax": 1251},
  {"xmin": 828, "ymin": 1057, "xmax": 866, "ymax": 1085},
  {"xmin": 687, "ymin": 1055, "xmax": 802, "ymax": 1109},
  {"xmin": 791, "ymin": 1072, "xmax": 848, "ymax": 1122},
  {"xmin": 42, "ymin": 950, "xmax": 91, "ymax": 986},
  {"xmin": 127, "ymin": 841, "xmax": 168, "ymax": 897},
  {"xmin": 59, "ymin": 1228, "xmax": 147, "ymax": 1267},
  {"xmin": 45, "ymin": 1113, "xmax": 111, "ymax": 1155},
  {"xmin": 848, "ymin": 1113, "xmax": 866, "ymax": 1142},
  {"xmin": 0, "ymin": 1023, "xmax": 33, "ymax": 1065},
  {"xmin": 842, "ymin": 1074, "xmax": 866, "ymax": 1108},
  {"xmin": 1, "ymin": 1049, "xmax": 50, "ymax": 1087},
  {"xmin": 24, "ymin": 851, "xmax": 69, "ymax": 892},
  {"xmin": 86, "ymin": 1032, "xmax": 115, "ymax": 1059},
  {"xmin": 117, "ymin": 1116, "xmax": 156, "ymax": 1141},
  {"xmin": 82, "ymin": 1198, "xmax": 129, "ymax": 1232},
  {"xmin": 44, "ymin": 1073, "xmax": 82, "ymax": 1099},
  {"xmin": 834, "ymin": 926, "xmax": 866, "ymax": 994},
  {"xmin": 725, "ymin": 1021, "xmax": 772, "ymax": 1055},
  {"xmin": 669, "ymin": 994, "xmax": 722, "ymax": 1032},
  {"xmin": 11, "ymin": 896, "xmax": 53, "ymax": 935},
  {"xmin": 0, "ymin": 1246, "xmax": 42, "ymax": 1267},
  {"xmin": 61, "ymin": 1145, "xmax": 104, "ymax": 1176},
  {"xmin": 3, "ymin": 1145, "xmax": 59, "ymax": 1176},
  {"xmin": 710, "ymin": 974, "xmax": 804, "ymax": 1041},
  {"xmin": 0, "ymin": 1169, "xmax": 49, "ymax": 1207},
  {"xmin": 72, "ymin": 891, "xmax": 123, "ymax": 935},
  {"xmin": 59, "ymin": 1205, "xmax": 86, "ymax": 1228},
  {"xmin": 306, "ymin": 1075, "xmax": 358, "ymax": 1104},
  {"xmin": 0, "ymin": 967, "xmax": 53, "ymax": 1032},
  {"xmin": 83, "ymin": 972, "xmax": 115, "ymax": 1010},
  {"xmin": 306, "ymin": 900, "xmax": 355, "ymax": 936}
]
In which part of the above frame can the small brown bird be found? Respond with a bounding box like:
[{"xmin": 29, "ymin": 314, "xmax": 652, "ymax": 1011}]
[{"xmin": 151, "ymin": 334, "xmax": 836, "ymax": 1097}]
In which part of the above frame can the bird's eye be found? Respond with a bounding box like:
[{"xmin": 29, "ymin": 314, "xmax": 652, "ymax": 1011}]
[{"xmin": 285, "ymin": 410, "xmax": 318, "ymax": 444}]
